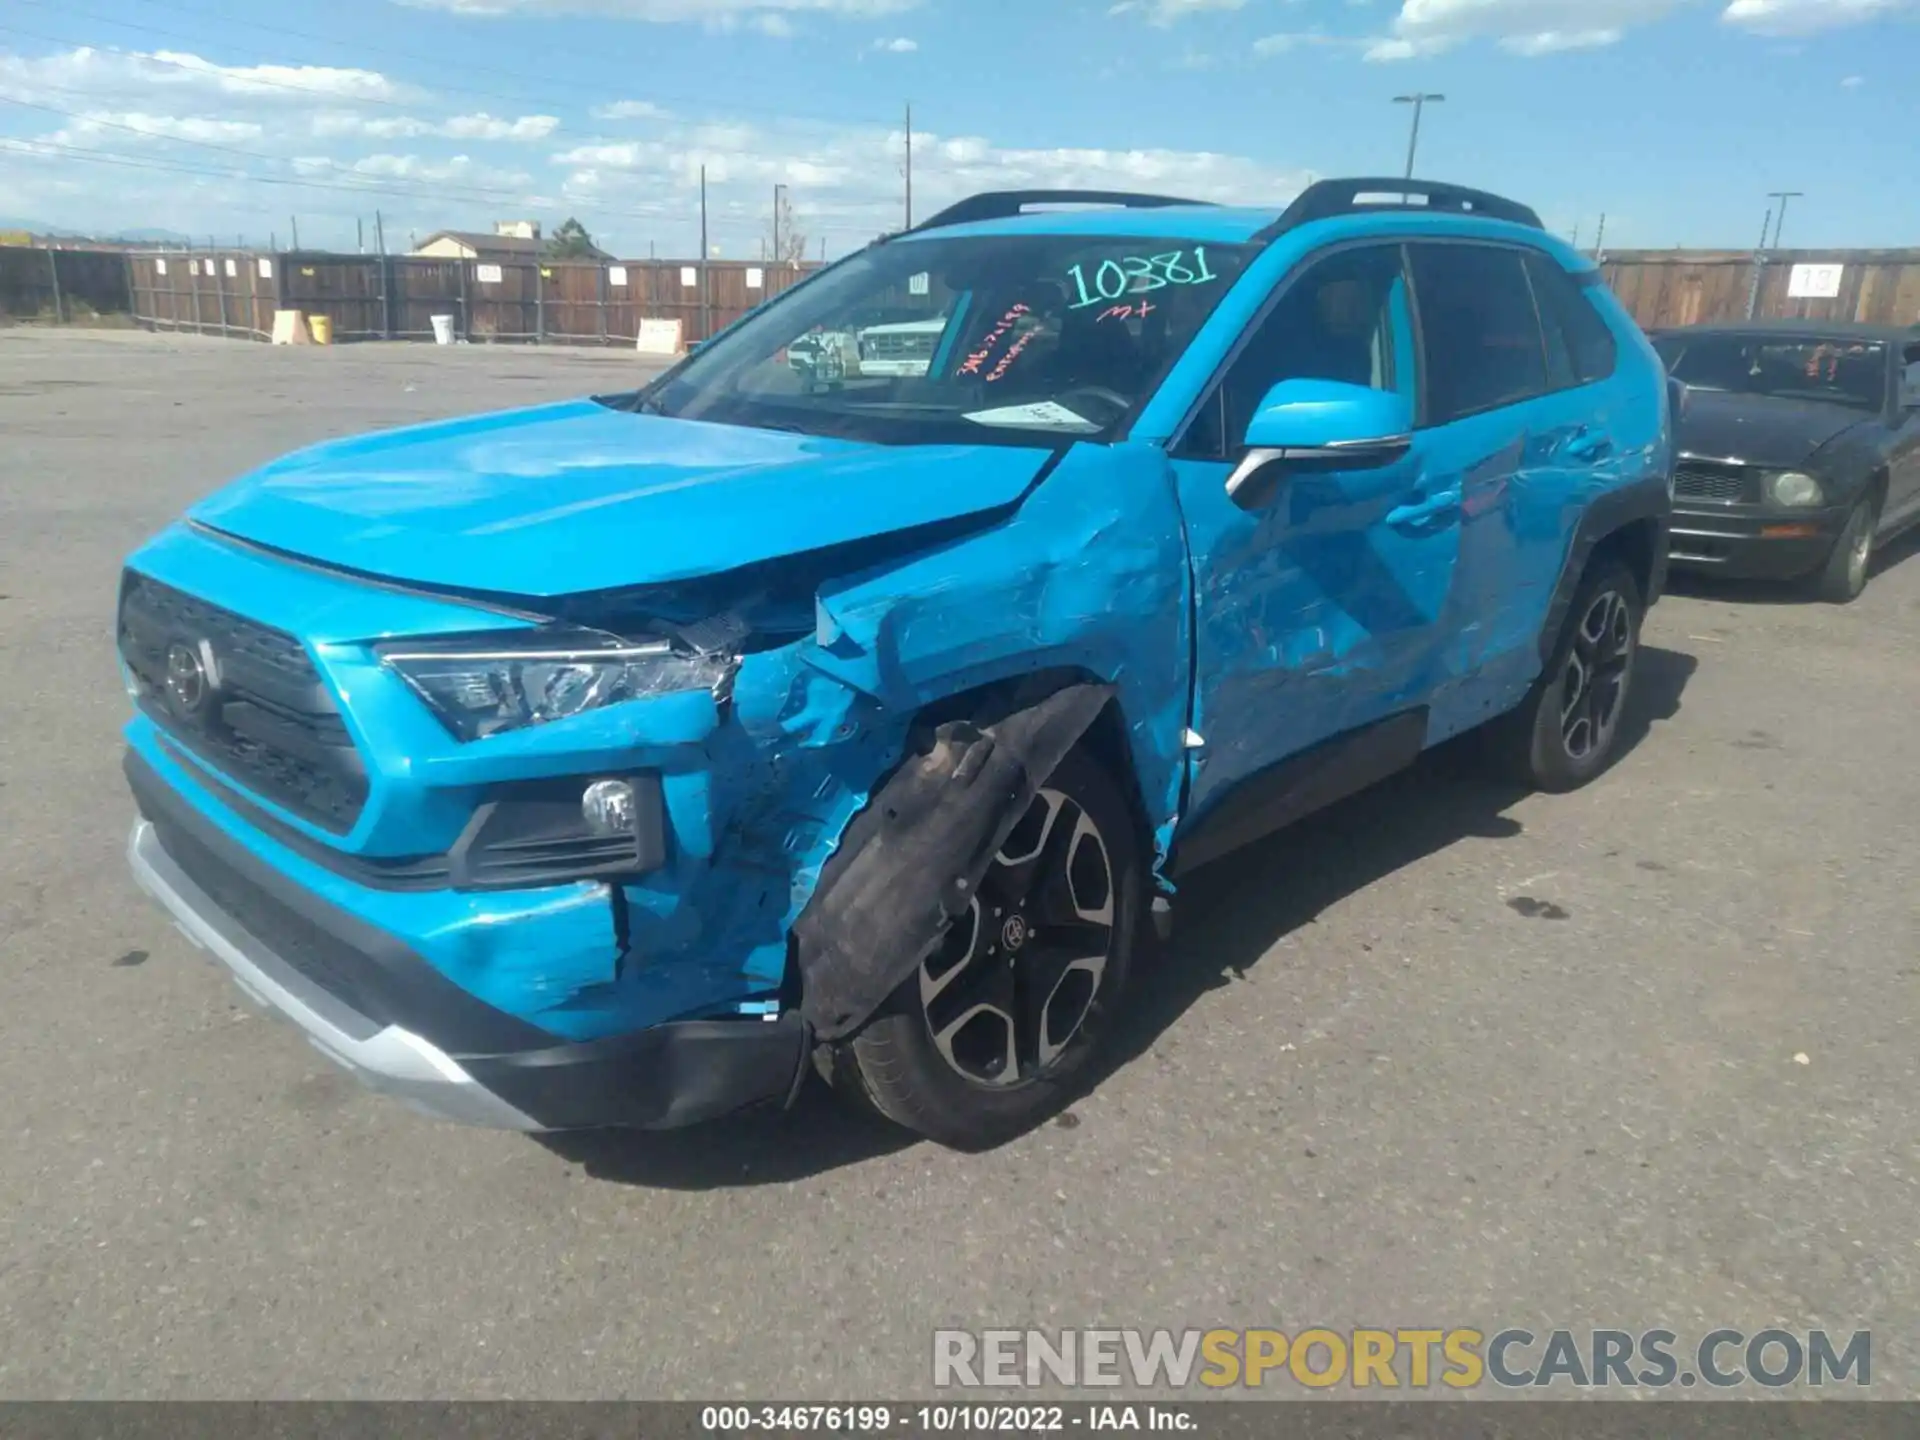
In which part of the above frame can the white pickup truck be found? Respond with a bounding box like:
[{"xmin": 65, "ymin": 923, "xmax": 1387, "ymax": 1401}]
[{"xmin": 855, "ymin": 316, "xmax": 947, "ymax": 377}]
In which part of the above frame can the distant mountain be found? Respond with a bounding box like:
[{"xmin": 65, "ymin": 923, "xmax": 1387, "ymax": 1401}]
[
  {"xmin": 108, "ymin": 227, "xmax": 196, "ymax": 245},
  {"xmin": 0, "ymin": 219, "xmax": 196, "ymax": 245}
]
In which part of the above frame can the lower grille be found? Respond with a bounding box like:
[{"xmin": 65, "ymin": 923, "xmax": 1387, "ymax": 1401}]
[
  {"xmin": 118, "ymin": 571, "xmax": 368, "ymax": 834},
  {"xmin": 152, "ymin": 812, "xmax": 391, "ymax": 1027},
  {"xmin": 1674, "ymin": 461, "xmax": 1757, "ymax": 503}
]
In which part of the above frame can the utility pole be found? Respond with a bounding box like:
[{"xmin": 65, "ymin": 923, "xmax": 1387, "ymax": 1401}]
[
  {"xmin": 356, "ymin": 216, "xmax": 364, "ymax": 253},
  {"xmin": 375, "ymin": 210, "xmax": 386, "ymax": 256},
  {"xmin": 1745, "ymin": 202, "xmax": 1775, "ymax": 320},
  {"xmin": 1592, "ymin": 212, "xmax": 1606, "ymax": 260},
  {"xmin": 1393, "ymin": 93, "xmax": 1444, "ymax": 179},
  {"xmin": 699, "ymin": 163, "xmax": 710, "ymax": 343},
  {"xmin": 289, "ymin": 215, "xmax": 300, "ymax": 250},
  {"xmin": 773, "ymin": 181, "xmax": 785, "ymax": 266},
  {"xmin": 1766, "ymin": 190, "xmax": 1803, "ymax": 250},
  {"xmin": 904, "ymin": 102, "xmax": 913, "ymax": 229}
]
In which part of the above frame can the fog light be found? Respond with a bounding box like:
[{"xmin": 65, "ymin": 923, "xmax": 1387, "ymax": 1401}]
[{"xmin": 580, "ymin": 778, "xmax": 637, "ymax": 836}]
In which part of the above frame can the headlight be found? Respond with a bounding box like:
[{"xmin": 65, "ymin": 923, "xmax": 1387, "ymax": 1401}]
[
  {"xmin": 378, "ymin": 628, "xmax": 736, "ymax": 742},
  {"xmin": 1767, "ymin": 471, "xmax": 1824, "ymax": 507}
]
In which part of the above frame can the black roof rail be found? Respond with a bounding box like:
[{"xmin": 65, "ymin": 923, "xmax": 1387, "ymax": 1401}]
[
  {"xmin": 905, "ymin": 189, "xmax": 1215, "ymax": 236},
  {"xmin": 1255, "ymin": 178, "xmax": 1543, "ymax": 241}
]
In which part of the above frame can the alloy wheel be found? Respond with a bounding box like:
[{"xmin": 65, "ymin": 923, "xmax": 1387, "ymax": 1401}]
[
  {"xmin": 1846, "ymin": 513, "xmax": 1873, "ymax": 594},
  {"xmin": 918, "ymin": 787, "xmax": 1116, "ymax": 1089},
  {"xmin": 1559, "ymin": 588, "xmax": 1635, "ymax": 763}
]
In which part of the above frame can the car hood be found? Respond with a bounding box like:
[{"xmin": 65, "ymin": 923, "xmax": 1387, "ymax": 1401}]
[
  {"xmin": 1674, "ymin": 390, "xmax": 1873, "ymax": 470},
  {"xmin": 190, "ymin": 400, "xmax": 1054, "ymax": 598}
]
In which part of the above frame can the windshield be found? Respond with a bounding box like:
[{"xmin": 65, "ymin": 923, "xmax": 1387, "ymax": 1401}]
[
  {"xmin": 1656, "ymin": 334, "xmax": 1886, "ymax": 411},
  {"xmin": 636, "ymin": 233, "xmax": 1256, "ymax": 445}
]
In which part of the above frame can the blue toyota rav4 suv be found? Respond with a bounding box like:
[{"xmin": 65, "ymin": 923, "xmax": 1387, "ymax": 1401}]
[{"xmin": 121, "ymin": 179, "xmax": 1672, "ymax": 1149}]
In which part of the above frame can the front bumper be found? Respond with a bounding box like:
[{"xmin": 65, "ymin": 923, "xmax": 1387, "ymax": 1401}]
[
  {"xmin": 1667, "ymin": 503, "xmax": 1847, "ymax": 580},
  {"xmin": 126, "ymin": 794, "xmax": 808, "ymax": 1132}
]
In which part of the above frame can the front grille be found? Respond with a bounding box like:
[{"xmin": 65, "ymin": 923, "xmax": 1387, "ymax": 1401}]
[
  {"xmin": 863, "ymin": 332, "xmax": 935, "ymax": 358},
  {"xmin": 1674, "ymin": 461, "xmax": 1757, "ymax": 503},
  {"xmin": 118, "ymin": 571, "xmax": 368, "ymax": 834}
]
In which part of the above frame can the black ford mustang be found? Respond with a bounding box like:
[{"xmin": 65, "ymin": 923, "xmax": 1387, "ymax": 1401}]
[{"xmin": 1650, "ymin": 321, "xmax": 1920, "ymax": 602}]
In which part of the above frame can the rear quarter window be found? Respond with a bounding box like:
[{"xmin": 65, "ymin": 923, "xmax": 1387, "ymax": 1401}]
[{"xmin": 1525, "ymin": 254, "xmax": 1619, "ymax": 389}]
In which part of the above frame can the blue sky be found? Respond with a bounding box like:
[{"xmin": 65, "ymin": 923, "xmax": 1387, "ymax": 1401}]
[{"xmin": 0, "ymin": 0, "xmax": 1914, "ymax": 256}]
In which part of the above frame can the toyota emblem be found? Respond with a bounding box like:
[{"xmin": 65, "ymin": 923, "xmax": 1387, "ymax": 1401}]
[{"xmin": 165, "ymin": 641, "xmax": 211, "ymax": 716}]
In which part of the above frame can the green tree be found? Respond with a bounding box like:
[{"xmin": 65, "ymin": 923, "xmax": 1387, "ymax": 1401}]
[{"xmin": 546, "ymin": 217, "xmax": 599, "ymax": 259}]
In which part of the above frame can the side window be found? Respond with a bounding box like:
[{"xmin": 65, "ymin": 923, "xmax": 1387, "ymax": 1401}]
[
  {"xmin": 1179, "ymin": 244, "xmax": 1410, "ymax": 459},
  {"xmin": 1902, "ymin": 342, "xmax": 1920, "ymax": 408},
  {"xmin": 1525, "ymin": 253, "xmax": 1619, "ymax": 387},
  {"xmin": 1407, "ymin": 244, "xmax": 1548, "ymax": 424}
]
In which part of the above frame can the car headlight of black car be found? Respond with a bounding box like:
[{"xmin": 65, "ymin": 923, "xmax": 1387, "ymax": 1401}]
[
  {"xmin": 379, "ymin": 628, "xmax": 737, "ymax": 742},
  {"xmin": 1765, "ymin": 470, "xmax": 1825, "ymax": 507}
]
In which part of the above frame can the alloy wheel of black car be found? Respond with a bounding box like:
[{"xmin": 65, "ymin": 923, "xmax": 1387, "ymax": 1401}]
[
  {"xmin": 916, "ymin": 786, "xmax": 1116, "ymax": 1089},
  {"xmin": 1811, "ymin": 495, "xmax": 1878, "ymax": 604},
  {"xmin": 1559, "ymin": 587, "xmax": 1636, "ymax": 764}
]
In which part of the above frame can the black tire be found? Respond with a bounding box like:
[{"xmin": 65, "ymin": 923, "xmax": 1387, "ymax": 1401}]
[
  {"xmin": 1809, "ymin": 494, "xmax": 1877, "ymax": 605},
  {"xmin": 821, "ymin": 748, "xmax": 1144, "ymax": 1150},
  {"xmin": 1487, "ymin": 558, "xmax": 1644, "ymax": 793}
]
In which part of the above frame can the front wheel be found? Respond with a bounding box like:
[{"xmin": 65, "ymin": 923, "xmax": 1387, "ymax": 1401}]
[
  {"xmin": 1488, "ymin": 559, "xmax": 1643, "ymax": 793},
  {"xmin": 1809, "ymin": 494, "xmax": 1877, "ymax": 604},
  {"xmin": 822, "ymin": 749, "xmax": 1143, "ymax": 1150}
]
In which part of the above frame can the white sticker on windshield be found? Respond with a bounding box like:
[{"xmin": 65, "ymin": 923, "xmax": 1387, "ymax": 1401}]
[
  {"xmin": 909, "ymin": 271, "xmax": 930, "ymax": 296},
  {"xmin": 963, "ymin": 401, "xmax": 1100, "ymax": 431}
]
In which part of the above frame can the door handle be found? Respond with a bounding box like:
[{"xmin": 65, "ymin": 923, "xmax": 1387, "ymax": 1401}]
[
  {"xmin": 1385, "ymin": 489, "xmax": 1461, "ymax": 529},
  {"xmin": 1567, "ymin": 427, "xmax": 1614, "ymax": 462}
]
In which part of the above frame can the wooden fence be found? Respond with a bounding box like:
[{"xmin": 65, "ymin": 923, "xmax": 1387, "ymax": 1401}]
[
  {"xmin": 1600, "ymin": 250, "xmax": 1920, "ymax": 331},
  {"xmin": 125, "ymin": 252, "xmax": 816, "ymax": 345},
  {"xmin": 0, "ymin": 247, "xmax": 133, "ymax": 322},
  {"xmin": 19, "ymin": 242, "xmax": 1920, "ymax": 344}
]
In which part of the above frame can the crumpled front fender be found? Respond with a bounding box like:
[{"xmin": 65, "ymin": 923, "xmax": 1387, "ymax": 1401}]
[{"xmin": 790, "ymin": 681, "xmax": 1114, "ymax": 1041}]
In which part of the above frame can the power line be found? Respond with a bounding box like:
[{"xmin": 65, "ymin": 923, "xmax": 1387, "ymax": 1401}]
[
  {"xmin": 0, "ymin": 135, "xmax": 681, "ymax": 223},
  {"xmin": 0, "ymin": 94, "xmax": 582, "ymax": 210},
  {"xmin": 9, "ymin": 0, "xmax": 901, "ymax": 129}
]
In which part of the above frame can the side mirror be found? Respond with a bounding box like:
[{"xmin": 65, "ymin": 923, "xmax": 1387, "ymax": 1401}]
[{"xmin": 1227, "ymin": 379, "xmax": 1414, "ymax": 510}]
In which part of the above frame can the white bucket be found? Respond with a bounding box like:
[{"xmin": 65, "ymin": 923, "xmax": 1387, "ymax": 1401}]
[{"xmin": 430, "ymin": 314, "xmax": 455, "ymax": 345}]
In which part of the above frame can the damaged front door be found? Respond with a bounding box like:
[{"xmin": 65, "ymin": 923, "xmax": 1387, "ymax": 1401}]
[{"xmin": 1165, "ymin": 241, "xmax": 1461, "ymax": 835}]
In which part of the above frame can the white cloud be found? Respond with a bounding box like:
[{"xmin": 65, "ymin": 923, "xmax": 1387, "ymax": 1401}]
[
  {"xmin": 753, "ymin": 12, "xmax": 798, "ymax": 33},
  {"xmin": 1365, "ymin": 0, "xmax": 1681, "ymax": 58},
  {"xmin": 870, "ymin": 35, "xmax": 919, "ymax": 50},
  {"xmin": 1501, "ymin": 26, "xmax": 1622, "ymax": 49},
  {"xmin": 293, "ymin": 151, "xmax": 536, "ymax": 188},
  {"xmin": 396, "ymin": 0, "xmax": 914, "ymax": 19},
  {"xmin": 46, "ymin": 111, "xmax": 265, "ymax": 146},
  {"xmin": 309, "ymin": 111, "xmax": 558, "ymax": 141},
  {"xmin": 0, "ymin": 45, "xmax": 406, "ymax": 103},
  {"xmin": 1254, "ymin": 28, "xmax": 1352, "ymax": 51},
  {"xmin": 592, "ymin": 99, "xmax": 674, "ymax": 120},
  {"xmin": 1840, "ymin": 72, "xmax": 1865, "ymax": 84},
  {"xmin": 1109, "ymin": 0, "xmax": 1250, "ymax": 21},
  {"xmin": 1721, "ymin": 0, "xmax": 1907, "ymax": 32}
]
